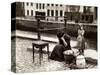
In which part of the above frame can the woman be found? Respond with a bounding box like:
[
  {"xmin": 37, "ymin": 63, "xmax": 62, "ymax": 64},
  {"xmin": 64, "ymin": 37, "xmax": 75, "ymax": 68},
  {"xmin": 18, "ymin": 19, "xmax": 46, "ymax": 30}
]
[
  {"xmin": 49, "ymin": 30, "xmax": 71, "ymax": 62},
  {"xmin": 77, "ymin": 24, "xmax": 85, "ymax": 55}
]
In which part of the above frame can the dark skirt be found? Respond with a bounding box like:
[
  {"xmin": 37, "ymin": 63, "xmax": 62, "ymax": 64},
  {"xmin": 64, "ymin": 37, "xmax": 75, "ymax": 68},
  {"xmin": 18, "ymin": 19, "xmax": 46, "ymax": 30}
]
[{"xmin": 49, "ymin": 44, "xmax": 71, "ymax": 62}]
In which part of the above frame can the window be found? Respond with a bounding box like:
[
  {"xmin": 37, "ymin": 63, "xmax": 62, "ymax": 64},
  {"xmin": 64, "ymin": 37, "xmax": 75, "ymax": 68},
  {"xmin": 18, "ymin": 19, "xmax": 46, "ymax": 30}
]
[
  {"xmin": 31, "ymin": 10, "xmax": 33, "ymax": 16},
  {"xmin": 82, "ymin": 16, "xmax": 84, "ymax": 20},
  {"xmin": 47, "ymin": 4, "xmax": 49, "ymax": 6},
  {"xmin": 86, "ymin": 16, "xmax": 88, "ymax": 21},
  {"xmin": 51, "ymin": 4, "xmax": 54, "ymax": 6},
  {"xmin": 55, "ymin": 10, "xmax": 58, "ymax": 16},
  {"xmin": 51, "ymin": 10, "xmax": 54, "ymax": 16},
  {"xmin": 70, "ymin": 16, "xmax": 73, "ymax": 21},
  {"xmin": 43, "ymin": 4, "xmax": 45, "ymax": 9},
  {"xmin": 39, "ymin": 3, "xmax": 41, "ymax": 9},
  {"xmin": 60, "ymin": 4, "xmax": 62, "ymax": 7},
  {"xmin": 26, "ymin": 2, "xmax": 29, "ymax": 6},
  {"xmin": 31, "ymin": 3, "xmax": 33, "ymax": 6},
  {"xmin": 60, "ymin": 10, "xmax": 63, "ymax": 16},
  {"xmin": 27, "ymin": 10, "xmax": 29, "ymax": 16},
  {"xmin": 47, "ymin": 10, "xmax": 50, "ymax": 16},
  {"xmin": 55, "ymin": 10, "xmax": 58, "ymax": 21},
  {"xmin": 56, "ymin": 4, "xmax": 58, "ymax": 6},
  {"xmin": 36, "ymin": 3, "xmax": 38, "ymax": 9}
]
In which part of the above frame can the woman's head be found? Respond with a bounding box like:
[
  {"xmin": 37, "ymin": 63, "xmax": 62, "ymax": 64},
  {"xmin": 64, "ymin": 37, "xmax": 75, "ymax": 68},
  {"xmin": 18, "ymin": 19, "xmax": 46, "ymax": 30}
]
[
  {"xmin": 79, "ymin": 24, "xmax": 83, "ymax": 30},
  {"xmin": 57, "ymin": 29, "xmax": 64, "ymax": 38}
]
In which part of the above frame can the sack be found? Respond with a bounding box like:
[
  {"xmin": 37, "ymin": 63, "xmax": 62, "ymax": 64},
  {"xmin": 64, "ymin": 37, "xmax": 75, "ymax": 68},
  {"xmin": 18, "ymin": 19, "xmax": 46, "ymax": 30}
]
[{"xmin": 76, "ymin": 55, "xmax": 86, "ymax": 69}]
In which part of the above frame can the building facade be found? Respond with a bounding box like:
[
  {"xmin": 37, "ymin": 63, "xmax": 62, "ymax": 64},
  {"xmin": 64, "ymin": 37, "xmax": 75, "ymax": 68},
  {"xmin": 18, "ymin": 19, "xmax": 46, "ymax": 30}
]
[
  {"xmin": 24, "ymin": 2, "xmax": 66, "ymax": 22},
  {"xmin": 24, "ymin": 2, "xmax": 97, "ymax": 23}
]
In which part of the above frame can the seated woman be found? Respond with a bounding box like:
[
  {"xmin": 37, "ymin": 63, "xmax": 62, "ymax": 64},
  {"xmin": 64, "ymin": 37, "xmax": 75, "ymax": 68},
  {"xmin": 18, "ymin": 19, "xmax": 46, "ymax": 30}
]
[{"xmin": 49, "ymin": 30, "xmax": 71, "ymax": 62}]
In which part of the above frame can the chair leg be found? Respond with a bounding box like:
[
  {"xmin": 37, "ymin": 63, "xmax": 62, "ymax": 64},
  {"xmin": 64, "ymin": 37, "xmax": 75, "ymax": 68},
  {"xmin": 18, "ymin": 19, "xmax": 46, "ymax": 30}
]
[
  {"xmin": 33, "ymin": 45, "xmax": 35, "ymax": 63},
  {"xmin": 39, "ymin": 47, "xmax": 42, "ymax": 65},
  {"xmin": 47, "ymin": 44, "xmax": 49, "ymax": 61}
]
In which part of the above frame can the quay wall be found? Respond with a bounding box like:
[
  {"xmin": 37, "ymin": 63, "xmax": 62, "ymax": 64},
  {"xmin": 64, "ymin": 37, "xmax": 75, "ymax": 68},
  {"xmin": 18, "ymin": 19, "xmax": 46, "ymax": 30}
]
[{"xmin": 11, "ymin": 19, "xmax": 97, "ymax": 39}]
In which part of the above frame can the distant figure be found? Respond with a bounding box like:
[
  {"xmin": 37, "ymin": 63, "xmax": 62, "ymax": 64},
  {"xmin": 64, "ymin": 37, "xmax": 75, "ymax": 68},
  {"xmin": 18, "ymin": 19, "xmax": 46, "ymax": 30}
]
[
  {"xmin": 77, "ymin": 24, "xmax": 85, "ymax": 55},
  {"xmin": 49, "ymin": 30, "xmax": 71, "ymax": 62}
]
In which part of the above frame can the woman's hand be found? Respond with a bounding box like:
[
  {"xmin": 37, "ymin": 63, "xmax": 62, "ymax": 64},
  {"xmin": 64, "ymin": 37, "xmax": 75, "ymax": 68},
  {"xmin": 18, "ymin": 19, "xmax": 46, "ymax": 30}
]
[{"xmin": 61, "ymin": 36, "xmax": 64, "ymax": 40}]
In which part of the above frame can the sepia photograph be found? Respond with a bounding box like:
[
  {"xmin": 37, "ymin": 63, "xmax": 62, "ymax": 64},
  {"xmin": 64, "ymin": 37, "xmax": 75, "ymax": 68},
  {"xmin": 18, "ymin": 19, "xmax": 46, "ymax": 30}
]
[{"xmin": 11, "ymin": 2, "xmax": 97, "ymax": 73}]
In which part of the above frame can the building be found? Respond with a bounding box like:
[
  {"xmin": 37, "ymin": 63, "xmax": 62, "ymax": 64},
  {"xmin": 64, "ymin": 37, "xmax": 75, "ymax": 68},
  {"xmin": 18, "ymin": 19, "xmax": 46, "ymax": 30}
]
[
  {"xmin": 80, "ymin": 6, "xmax": 97, "ymax": 23},
  {"xmin": 24, "ymin": 2, "xmax": 46, "ymax": 20},
  {"xmin": 24, "ymin": 2, "xmax": 97, "ymax": 23},
  {"xmin": 24, "ymin": 2, "xmax": 66, "ymax": 22},
  {"xmin": 46, "ymin": 3, "xmax": 66, "ymax": 22}
]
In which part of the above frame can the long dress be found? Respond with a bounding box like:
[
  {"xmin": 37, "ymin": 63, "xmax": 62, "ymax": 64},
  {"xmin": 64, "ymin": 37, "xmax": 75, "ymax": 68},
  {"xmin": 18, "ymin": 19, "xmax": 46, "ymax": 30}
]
[
  {"xmin": 77, "ymin": 29, "xmax": 85, "ymax": 54},
  {"xmin": 49, "ymin": 34, "xmax": 71, "ymax": 62}
]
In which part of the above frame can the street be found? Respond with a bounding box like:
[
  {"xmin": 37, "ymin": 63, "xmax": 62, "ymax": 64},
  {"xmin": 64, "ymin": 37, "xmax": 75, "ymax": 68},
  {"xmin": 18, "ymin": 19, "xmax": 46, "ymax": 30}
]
[{"xmin": 11, "ymin": 30, "xmax": 97, "ymax": 73}]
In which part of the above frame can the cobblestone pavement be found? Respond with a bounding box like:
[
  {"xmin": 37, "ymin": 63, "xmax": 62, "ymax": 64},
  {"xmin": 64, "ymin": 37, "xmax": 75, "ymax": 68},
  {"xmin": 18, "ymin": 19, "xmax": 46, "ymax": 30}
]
[{"xmin": 11, "ymin": 37, "xmax": 97, "ymax": 73}]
